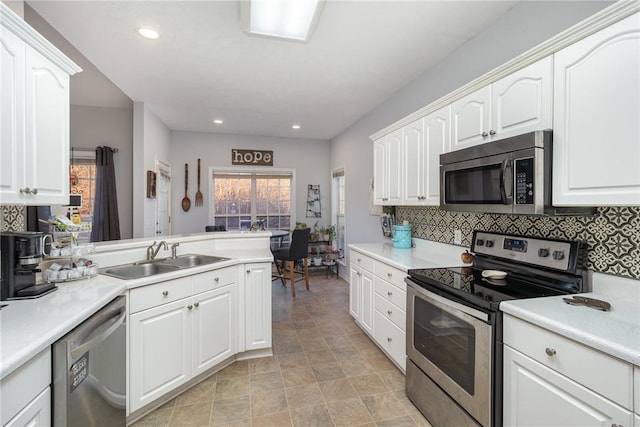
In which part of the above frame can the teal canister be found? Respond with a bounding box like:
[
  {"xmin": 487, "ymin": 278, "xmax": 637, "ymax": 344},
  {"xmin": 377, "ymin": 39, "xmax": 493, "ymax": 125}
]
[{"xmin": 392, "ymin": 224, "xmax": 412, "ymax": 249}]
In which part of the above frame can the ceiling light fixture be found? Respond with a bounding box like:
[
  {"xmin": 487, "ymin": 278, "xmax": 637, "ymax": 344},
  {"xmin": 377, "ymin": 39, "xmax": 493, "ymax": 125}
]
[
  {"xmin": 137, "ymin": 26, "xmax": 159, "ymax": 39},
  {"xmin": 213, "ymin": 119, "xmax": 224, "ymax": 124},
  {"xmin": 291, "ymin": 124, "xmax": 301, "ymax": 130},
  {"xmin": 240, "ymin": 0, "xmax": 325, "ymax": 42}
]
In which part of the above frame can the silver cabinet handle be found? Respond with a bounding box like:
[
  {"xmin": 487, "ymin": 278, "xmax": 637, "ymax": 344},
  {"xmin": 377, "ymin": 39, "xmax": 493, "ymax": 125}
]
[
  {"xmin": 387, "ymin": 291, "xmax": 392, "ymax": 296},
  {"xmin": 162, "ymin": 291, "xmax": 168, "ymax": 296},
  {"xmin": 387, "ymin": 310, "xmax": 392, "ymax": 315},
  {"xmin": 481, "ymin": 131, "xmax": 489, "ymax": 137},
  {"xmin": 489, "ymin": 130, "xmax": 496, "ymax": 136},
  {"xmin": 387, "ymin": 273, "xmax": 392, "ymax": 278},
  {"xmin": 187, "ymin": 304, "xmax": 193, "ymax": 310},
  {"xmin": 545, "ymin": 348, "xmax": 556, "ymax": 357},
  {"xmin": 20, "ymin": 188, "xmax": 37, "ymax": 194},
  {"xmin": 387, "ymin": 337, "xmax": 392, "ymax": 342},
  {"xmin": 194, "ymin": 302, "xmax": 199, "ymax": 308}
]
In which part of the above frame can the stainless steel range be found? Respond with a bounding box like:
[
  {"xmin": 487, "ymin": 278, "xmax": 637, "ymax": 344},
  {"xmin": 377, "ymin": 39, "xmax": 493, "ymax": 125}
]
[{"xmin": 405, "ymin": 231, "xmax": 589, "ymax": 427}]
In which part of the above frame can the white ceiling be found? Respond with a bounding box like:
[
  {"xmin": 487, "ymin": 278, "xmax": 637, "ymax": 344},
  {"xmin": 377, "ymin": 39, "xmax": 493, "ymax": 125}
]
[{"xmin": 28, "ymin": 1, "xmax": 517, "ymax": 140}]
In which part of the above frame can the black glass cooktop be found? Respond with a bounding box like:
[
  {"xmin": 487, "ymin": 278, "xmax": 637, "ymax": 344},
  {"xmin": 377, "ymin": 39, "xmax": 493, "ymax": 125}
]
[{"xmin": 408, "ymin": 266, "xmax": 577, "ymax": 311}]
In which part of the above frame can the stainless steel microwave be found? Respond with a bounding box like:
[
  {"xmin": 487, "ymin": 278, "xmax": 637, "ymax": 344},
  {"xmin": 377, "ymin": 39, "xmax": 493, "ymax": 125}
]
[{"xmin": 440, "ymin": 130, "xmax": 593, "ymax": 216}]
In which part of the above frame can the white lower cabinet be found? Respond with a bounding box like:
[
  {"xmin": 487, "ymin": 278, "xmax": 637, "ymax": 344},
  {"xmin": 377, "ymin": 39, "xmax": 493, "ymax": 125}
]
[
  {"xmin": 128, "ymin": 267, "xmax": 241, "ymax": 414},
  {"xmin": 503, "ymin": 314, "xmax": 635, "ymax": 427},
  {"xmin": 349, "ymin": 248, "xmax": 407, "ymax": 372},
  {"xmin": 243, "ymin": 263, "xmax": 272, "ymax": 351},
  {"xmin": 1, "ymin": 348, "xmax": 51, "ymax": 427}
]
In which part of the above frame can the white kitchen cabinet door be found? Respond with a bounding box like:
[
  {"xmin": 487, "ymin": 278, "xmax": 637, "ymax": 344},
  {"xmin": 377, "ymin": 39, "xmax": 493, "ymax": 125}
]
[
  {"xmin": 492, "ymin": 56, "xmax": 552, "ymax": 140},
  {"xmin": 244, "ymin": 263, "xmax": 272, "ymax": 351},
  {"xmin": 450, "ymin": 85, "xmax": 491, "ymax": 150},
  {"xmin": 0, "ymin": 25, "xmax": 25, "ymax": 204},
  {"xmin": 423, "ymin": 106, "xmax": 449, "ymax": 204},
  {"xmin": 4, "ymin": 387, "xmax": 50, "ymax": 427},
  {"xmin": 403, "ymin": 117, "xmax": 424, "ymax": 205},
  {"xmin": 503, "ymin": 346, "xmax": 633, "ymax": 427},
  {"xmin": 192, "ymin": 285, "xmax": 238, "ymax": 376},
  {"xmin": 372, "ymin": 130, "xmax": 403, "ymax": 205},
  {"xmin": 553, "ymin": 12, "xmax": 640, "ymax": 206},
  {"xmin": 349, "ymin": 264, "xmax": 362, "ymax": 321},
  {"xmin": 129, "ymin": 298, "xmax": 191, "ymax": 413},
  {"xmin": 359, "ymin": 268, "xmax": 374, "ymax": 335}
]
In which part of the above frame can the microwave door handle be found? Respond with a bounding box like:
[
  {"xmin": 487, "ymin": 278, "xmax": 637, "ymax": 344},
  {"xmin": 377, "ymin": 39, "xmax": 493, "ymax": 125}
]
[{"xmin": 500, "ymin": 159, "xmax": 513, "ymax": 204}]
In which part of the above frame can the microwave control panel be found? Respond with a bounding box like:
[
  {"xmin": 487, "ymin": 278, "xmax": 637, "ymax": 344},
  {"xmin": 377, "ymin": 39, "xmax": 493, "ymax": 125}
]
[{"xmin": 514, "ymin": 157, "xmax": 534, "ymax": 205}]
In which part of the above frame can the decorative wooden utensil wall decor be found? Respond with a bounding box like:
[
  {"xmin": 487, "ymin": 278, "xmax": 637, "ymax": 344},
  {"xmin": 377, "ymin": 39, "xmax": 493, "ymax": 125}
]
[
  {"xmin": 195, "ymin": 158, "xmax": 203, "ymax": 207},
  {"xmin": 181, "ymin": 163, "xmax": 191, "ymax": 212}
]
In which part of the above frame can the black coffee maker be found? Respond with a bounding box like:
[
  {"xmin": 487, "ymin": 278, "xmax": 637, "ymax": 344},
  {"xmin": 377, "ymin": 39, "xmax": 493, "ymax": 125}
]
[{"xmin": 1, "ymin": 231, "xmax": 56, "ymax": 300}]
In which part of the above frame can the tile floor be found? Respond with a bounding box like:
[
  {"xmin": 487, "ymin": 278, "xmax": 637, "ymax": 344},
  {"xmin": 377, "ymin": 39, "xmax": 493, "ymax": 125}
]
[{"xmin": 131, "ymin": 274, "xmax": 432, "ymax": 426}]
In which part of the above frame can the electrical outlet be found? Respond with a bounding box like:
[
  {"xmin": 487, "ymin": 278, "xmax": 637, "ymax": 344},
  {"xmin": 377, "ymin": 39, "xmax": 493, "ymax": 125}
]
[{"xmin": 454, "ymin": 229, "xmax": 462, "ymax": 245}]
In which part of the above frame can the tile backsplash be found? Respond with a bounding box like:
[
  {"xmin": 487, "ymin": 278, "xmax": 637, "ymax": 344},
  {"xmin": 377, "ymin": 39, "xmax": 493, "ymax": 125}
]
[
  {"xmin": 0, "ymin": 205, "xmax": 25, "ymax": 232},
  {"xmin": 396, "ymin": 206, "xmax": 640, "ymax": 279}
]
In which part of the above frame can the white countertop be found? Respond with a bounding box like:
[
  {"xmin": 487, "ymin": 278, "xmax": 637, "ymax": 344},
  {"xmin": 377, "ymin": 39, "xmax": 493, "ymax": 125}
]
[
  {"xmin": 1, "ymin": 233, "xmax": 274, "ymax": 380},
  {"xmin": 349, "ymin": 239, "xmax": 469, "ymax": 271},
  {"xmin": 0, "ymin": 275, "xmax": 126, "ymax": 380},
  {"xmin": 501, "ymin": 273, "xmax": 640, "ymax": 366}
]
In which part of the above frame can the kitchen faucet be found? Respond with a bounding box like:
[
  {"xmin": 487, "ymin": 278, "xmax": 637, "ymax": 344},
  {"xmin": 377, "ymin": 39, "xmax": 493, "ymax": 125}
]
[
  {"xmin": 147, "ymin": 241, "xmax": 168, "ymax": 260},
  {"xmin": 170, "ymin": 242, "xmax": 180, "ymax": 259}
]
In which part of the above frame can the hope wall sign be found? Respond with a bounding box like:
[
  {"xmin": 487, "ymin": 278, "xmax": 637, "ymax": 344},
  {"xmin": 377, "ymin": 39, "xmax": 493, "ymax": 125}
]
[{"xmin": 231, "ymin": 149, "xmax": 274, "ymax": 166}]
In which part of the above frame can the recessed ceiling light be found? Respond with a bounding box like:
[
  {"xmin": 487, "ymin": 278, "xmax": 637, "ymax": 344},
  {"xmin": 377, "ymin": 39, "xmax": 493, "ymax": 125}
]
[
  {"xmin": 291, "ymin": 124, "xmax": 301, "ymax": 130},
  {"xmin": 137, "ymin": 26, "xmax": 159, "ymax": 39},
  {"xmin": 213, "ymin": 119, "xmax": 224, "ymax": 124}
]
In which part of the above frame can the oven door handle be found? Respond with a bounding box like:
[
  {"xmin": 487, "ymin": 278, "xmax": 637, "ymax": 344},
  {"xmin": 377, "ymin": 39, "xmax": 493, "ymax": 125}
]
[
  {"xmin": 499, "ymin": 158, "xmax": 513, "ymax": 205},
  {"xmin": 407, "ymin": 280, "xmax": 489, "ymax": 323}
]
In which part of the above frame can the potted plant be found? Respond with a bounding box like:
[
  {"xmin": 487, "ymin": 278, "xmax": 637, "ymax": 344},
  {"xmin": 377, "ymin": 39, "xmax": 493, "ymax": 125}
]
[{"xmin": 309, "ymin": 221, "xmax": 320, "ymax": 242}]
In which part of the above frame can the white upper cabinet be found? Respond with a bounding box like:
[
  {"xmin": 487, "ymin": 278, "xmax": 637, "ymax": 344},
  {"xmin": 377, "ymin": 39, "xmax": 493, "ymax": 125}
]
[
  {"xmin": 450, "ymin": 85, "xmax": 492, "ymax": 150},
  {"xmin": 0, "ymin": 4, "xmax": 80, "ymax": 205},
  {"xmin": 492, "ymin": 56, "xmax": 553, "ymax": 140},
  {"xmin": 403, "ymin": 107, "xmax": 449, "ymax": 205},
  {"xmin": 450, "ymin": 57, "xmax": 552, "ymax": 151},
  {"xmin": 373, "ymin": 130, "xmax": 403, "ymax": 205},
  {"xmin": 553, "ymin": 12, "xmax": 640, "ymax": 206}
]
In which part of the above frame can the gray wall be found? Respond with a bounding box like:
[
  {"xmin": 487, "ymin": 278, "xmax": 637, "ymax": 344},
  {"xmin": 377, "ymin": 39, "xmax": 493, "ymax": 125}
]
[
  {"xmin": 169, "ymin": 132, "xmax": 331, "ymax": 235},
  {"xmin": 330, "ymin": 1, "xmax": 613, "ymax": 252}
]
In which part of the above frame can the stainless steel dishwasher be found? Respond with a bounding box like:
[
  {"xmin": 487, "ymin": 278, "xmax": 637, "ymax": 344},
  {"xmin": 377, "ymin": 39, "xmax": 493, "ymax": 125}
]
[{"xmin": 53, "ymin": 295, "xmax": 126, "ymax": 426}]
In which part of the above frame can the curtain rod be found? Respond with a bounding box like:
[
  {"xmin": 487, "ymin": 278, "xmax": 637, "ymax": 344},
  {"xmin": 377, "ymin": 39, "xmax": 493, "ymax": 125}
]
[{"xmin": 70, "ymin": 146, "xmax": 119, "ymax": 153}]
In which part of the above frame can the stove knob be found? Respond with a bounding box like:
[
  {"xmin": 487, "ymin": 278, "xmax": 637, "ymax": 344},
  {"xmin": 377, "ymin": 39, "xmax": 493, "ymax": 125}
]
[
  {"xmin": 538, "ymin": 248, "xmax": 550, "ymax": 258},
  {"xmin": 552, "ymin": 250, "xmax": 565, "ymax": 260},
  {"xmin": 485, "ymin": 240, "xmax": 494, "ymax": 248},
  {"xmin": 476, "ymin": 239, "xmax": 485, "ymax": 246}
]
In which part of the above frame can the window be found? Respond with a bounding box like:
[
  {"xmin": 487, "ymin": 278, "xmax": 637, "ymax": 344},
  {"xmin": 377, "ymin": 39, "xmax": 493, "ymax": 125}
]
[
  {"xmin": 332, "ymin": 168, "xmax": 345, "ymax": 261},
  {"xmin": 69, "ymin": 150, "xmax": 97, "ymax": 223},
  {"xmin": 212, "ymin": 172, "xmax": 292, "ymax": 231}
]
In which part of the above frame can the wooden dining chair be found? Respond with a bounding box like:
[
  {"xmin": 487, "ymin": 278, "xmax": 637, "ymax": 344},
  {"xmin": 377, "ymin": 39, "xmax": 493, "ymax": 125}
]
[{"xmin": 272, "ymin": 228, "xmax": 310, "ymax": 297}]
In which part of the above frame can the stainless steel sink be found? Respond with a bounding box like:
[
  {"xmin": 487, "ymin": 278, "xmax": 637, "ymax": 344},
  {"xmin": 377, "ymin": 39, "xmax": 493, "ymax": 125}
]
[
  {"xmin": 162, "ymin": 254, "xmax": 229, "ymax": 268},
  {"xmin": 102, "ymin": 262, "xmax": 180, "ymax": 280},
  {"xmin": 101, "ymin": 253, "xmax": 229, "ymax": 280}
]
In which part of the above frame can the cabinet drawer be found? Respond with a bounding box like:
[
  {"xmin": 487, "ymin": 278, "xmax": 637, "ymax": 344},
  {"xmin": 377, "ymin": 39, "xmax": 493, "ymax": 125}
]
[
  {"xmin": 503, "ymin": 315, "xmax": 633, "ymax": 409},
  {"xmin": 373, "ymin": 310, "xmax": 406, "ymax": 372},
  {"xmin": 129, "ymin": 276, "xmax": 192, "ymax": 313},
  {"xmin": 374, "ymin": 262, "xmax": 406, "ymax": 290},
  {"xmin": 351, "ymin": 251, "xmax": 374, "ymax": 271},
  {"xmin": 374, "ymin": 276, "xmax": 406, "ymax": 311},
  {"xmin": 374, "ymin": 293, "xmax": 406, "ymax": 331},
  {"xmin": 192, "ymin": 267, "xmax": 236, "ymax": 294}
]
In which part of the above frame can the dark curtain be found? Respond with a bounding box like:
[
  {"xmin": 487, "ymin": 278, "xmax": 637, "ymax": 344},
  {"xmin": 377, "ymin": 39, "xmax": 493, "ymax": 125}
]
[
  {"xmin": 26, "ymin": 206, "xmax": 51, "ymax": 233},
  {"xmin": 90, "ymin": 146, "xmax": 121, "ymax": 242}
]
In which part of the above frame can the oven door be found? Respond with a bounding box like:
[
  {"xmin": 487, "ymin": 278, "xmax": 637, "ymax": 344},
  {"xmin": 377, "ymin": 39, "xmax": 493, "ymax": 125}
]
[
  {"xmin": 407, "ymin": 280, "xmax": 492, "ymax": 427},
  {"xmin": 440, "ymin": 151, "xmax": 515, "ymax": 214}
]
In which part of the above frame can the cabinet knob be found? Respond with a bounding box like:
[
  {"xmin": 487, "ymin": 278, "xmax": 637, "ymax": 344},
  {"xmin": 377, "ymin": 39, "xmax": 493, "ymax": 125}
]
[
  {"xmin": 387, "ymin": 337, "xmax": 392, "ymax": 342},
  {"xmin": 162, "ymin": 291, "xmax": 169, "ymax": 296},
  {"xmin": 545, "ymin": 347, "xmax": 556, "ymax": 357},
  {"xmin": 246, "ymin": 270, "xmax": 250, "ymax": 274},
  {"xmin": 194, "ymin": 302, "xmax": 199, "ymax": 308},
  {"xmin": 187, "ymin": 304, "xmax": 193, "ymax": 310},
  {"xmin": 482, "ymin": 131, "xmax": 489, "ymax": 138},
  {"xmin": 489, "ymin": 130, "xmax": 496, "ymax": 136},
  {"xmin": 387, "ymin": 291, "xmax": 393, "ymax": 296},
  {"xmin": 387, "ymin": 310, "xmax": 392, "ymax": 315},
  {"xmin": 214, "ymin": 277, "xmax": 219, "ymax": 282},
  {"xmin": 387, "ymin": 272, "xmax": 392, "ymax": 278},
  {"xmin": 357, "ymin": 258, "xmax": 361, "ymax": 262}
]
